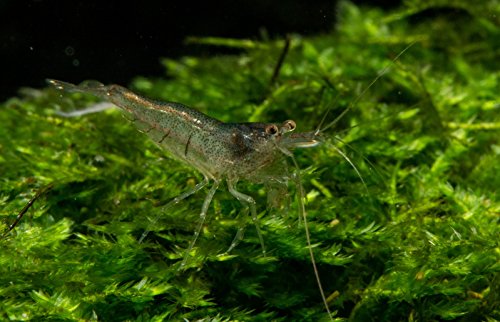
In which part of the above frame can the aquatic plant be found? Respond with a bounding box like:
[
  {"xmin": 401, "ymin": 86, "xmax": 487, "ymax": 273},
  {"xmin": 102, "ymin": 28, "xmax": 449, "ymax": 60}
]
[{"xmin": 1, "ymin": 1, "xmax": 498, "ymax": 320}]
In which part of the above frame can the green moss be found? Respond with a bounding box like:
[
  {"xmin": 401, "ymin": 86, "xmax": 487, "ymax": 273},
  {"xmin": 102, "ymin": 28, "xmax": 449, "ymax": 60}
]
[{"xmin": 1, "ymin": 1, "xmax": 499, "ymax": 321}]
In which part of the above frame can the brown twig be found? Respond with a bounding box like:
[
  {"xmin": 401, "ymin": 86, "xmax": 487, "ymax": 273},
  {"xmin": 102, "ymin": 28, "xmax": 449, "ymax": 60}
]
[
  {"xmin": 1, "ymin": 182, "xmax": 55, "ymax": 240},
  {"xmin": 269, "ymin": 34, "xmax": 291, "ymax": 87}
]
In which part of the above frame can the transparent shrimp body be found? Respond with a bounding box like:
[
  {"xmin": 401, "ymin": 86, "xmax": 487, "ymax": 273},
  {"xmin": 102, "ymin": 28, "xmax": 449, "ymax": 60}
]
[
  {"xmin": 48, "ymin": 80, "xmax": 304, "ymax": 182},
  {"xmin": 47, "ymin": 78, "xmax": 341, "ymax": 318},
  {"xmin": 47, "ymin": 79, "xmax": 320, "ymax": 257}
]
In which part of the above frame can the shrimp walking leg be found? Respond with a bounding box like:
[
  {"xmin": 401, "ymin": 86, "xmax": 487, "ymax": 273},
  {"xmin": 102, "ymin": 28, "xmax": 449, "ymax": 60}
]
[
  {"xmin": 224, "ymin": 202, "xmax": 250, "ymax": 254},
  {"xmin": 138, "ymin": 177, "xmax": 210, "ymax": 243},
  {"xmin": 227, "ymin": 180, "xmax": 266, "ymax": 255},
  {"xmin": 226, "ymin": 225, "xmax": 247, "ymax": 254},
  {"xmin": 180, "ymin": 180, "xmax": 220, "ymax": 269}
]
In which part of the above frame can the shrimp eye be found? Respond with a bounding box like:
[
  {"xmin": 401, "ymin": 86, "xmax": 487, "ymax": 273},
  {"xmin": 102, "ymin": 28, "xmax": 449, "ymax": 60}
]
[
  {"xmin": 265, "ymin": 124, "xmax": 279, "ymax": 135},
  {"xmin": 283, "ymin": 120, "xmax": 296, "ymax": 132}
]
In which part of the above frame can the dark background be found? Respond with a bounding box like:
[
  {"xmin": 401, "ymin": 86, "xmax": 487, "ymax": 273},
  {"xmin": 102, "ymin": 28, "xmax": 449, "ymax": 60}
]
[{"xmin": 0, "ymin": 0, "xmax": 401, "ymax": 101}]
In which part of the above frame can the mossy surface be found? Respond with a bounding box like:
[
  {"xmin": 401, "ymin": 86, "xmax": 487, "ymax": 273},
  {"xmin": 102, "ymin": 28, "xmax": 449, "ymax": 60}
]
[{"xmin": 1, "ymin": 1, "xmax": 499, "ymax": 321}]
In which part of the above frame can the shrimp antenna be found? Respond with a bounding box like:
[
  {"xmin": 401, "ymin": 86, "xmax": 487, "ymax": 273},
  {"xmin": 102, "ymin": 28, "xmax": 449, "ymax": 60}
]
[
  {"xmin": 315, "ymin": 92, "xmax": 340, "ymax": 135},
  {"xmin": 325, "ymin": 141, "xmax": 369, "ymax": 195},
  {"xmin": 332, "ymin": 136, "xmax": 383, "ymax": 184},
  {"xmin": 320, "ymin": 41, "xmax": 416, "ymax": 133},
  {"xmin": 276, "ymin": 142, "xmax": 334, "ymax": 320},
  {"xmin": 288, "ymin": 154, "xmax": 333, "ymax": 321}
]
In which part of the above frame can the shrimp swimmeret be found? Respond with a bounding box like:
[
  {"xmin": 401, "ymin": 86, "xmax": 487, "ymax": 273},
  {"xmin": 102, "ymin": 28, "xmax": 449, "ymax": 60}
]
[{"xmin": 46, "ymin": 43, "xmax": 411, "ymax": 320}]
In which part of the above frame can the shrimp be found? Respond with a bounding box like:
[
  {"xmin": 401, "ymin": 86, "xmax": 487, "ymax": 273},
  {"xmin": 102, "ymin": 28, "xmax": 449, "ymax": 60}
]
[
  {"xmin": 47, "ymin": 77, "xmax": 336, "ymax": 317},
  {"xmin": 46, "ymin": 42, "xmax": 413, "ymax": 320}
]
